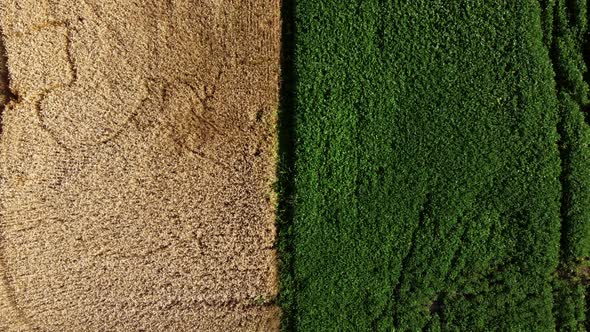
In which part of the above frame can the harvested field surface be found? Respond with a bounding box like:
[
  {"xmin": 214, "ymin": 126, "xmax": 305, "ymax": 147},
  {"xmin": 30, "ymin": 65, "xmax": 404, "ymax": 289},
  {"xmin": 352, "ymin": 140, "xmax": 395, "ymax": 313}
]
[
  {"xmin": 0, "ymin": 0, "xmax": 280, "ymax": 331},
  {"xmin": 284, "ymin": 0, "xmax": 590, "ymax": 331}
]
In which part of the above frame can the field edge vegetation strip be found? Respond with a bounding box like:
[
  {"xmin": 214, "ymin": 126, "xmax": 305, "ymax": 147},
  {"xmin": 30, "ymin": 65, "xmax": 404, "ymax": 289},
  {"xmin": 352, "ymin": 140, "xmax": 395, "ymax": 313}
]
[
  {"xmin": 276, "ymin": 0, "xmax": 297, "ymax": 330},
  {"xmin": 540, "ymin": 0, "xmax": 590, "ymax": 329}
]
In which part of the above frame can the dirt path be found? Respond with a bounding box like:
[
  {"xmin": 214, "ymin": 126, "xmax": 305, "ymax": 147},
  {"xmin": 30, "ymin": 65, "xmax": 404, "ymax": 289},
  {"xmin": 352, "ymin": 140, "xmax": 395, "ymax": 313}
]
[{"xmin": 0, "ymin": 0, "xmax": 280, "ymax": 330}]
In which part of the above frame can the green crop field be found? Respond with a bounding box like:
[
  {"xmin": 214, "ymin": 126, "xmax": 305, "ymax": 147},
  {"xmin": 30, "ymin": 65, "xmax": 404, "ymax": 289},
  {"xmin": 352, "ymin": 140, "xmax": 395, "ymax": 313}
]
[{"xmin": 279, "ymin": 0, "xmax": 590, "ymax": 331}]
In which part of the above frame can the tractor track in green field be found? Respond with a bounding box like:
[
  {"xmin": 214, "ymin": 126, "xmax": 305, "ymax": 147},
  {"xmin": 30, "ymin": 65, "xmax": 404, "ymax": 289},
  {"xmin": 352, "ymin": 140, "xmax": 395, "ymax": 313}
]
[{"xmin": 541, "ymin": 0, "xmax": 590, "ymax": 329}]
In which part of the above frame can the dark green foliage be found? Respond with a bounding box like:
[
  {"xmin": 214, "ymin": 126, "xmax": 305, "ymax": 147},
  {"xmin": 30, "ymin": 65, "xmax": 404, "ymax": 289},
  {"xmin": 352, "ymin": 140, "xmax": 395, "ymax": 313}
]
[
  {"xmin": 540, "ymin": 0, "xmax": 590, "ymax": 329},
  {"xmin": 548, "ymin": 0, "xmax": 590, "ymax": 261},
  {"xmin": 554, "ymin": 281, "xmax": 585, "ymax": 331},
  {"xmin": 553, "ymin": 263, "xmax": 588, "ymax": 331},
  {"xmin": 558, "ymin": 93, "xmax": 590, "ymax": 261},
  {"xmin": 288, "ymin": 1, "xmax": 564, "ymax": 330}
]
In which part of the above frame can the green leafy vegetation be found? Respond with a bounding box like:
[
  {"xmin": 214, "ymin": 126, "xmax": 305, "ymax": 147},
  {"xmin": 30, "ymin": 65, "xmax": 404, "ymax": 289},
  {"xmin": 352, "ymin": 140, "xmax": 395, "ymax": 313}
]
[
  {"xmin": 545, "ymin": 0, "xmax": 590, "ymax": 262},
  {"xmin": 285, "ymin": 1, "xmax": 580, "ymax": 330},
  {"xmin": 539, "ymin": 0, "xmax": 590, "ymax": 329}
]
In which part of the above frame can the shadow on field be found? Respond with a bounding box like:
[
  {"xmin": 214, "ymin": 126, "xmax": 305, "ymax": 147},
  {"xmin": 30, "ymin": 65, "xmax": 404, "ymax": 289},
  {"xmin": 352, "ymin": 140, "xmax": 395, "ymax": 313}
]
[
  {"xmin": 277, "ymin": 0, "xmax": 298, "ymax": 330},
  {"xmin": 0, "ymin": 28, "xmax": 16, "ymax": 136}
]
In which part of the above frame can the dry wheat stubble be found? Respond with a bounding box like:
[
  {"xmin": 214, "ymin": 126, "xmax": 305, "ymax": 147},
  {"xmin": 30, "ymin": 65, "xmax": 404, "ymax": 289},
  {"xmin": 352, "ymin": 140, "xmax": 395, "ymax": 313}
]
[{"xmin": 0, "ymin": 0, "xmax": 281, "ymax": 331}]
